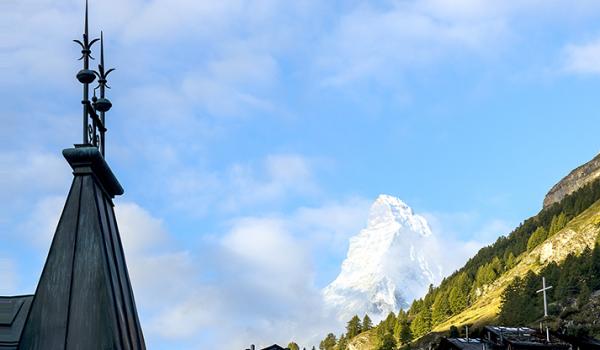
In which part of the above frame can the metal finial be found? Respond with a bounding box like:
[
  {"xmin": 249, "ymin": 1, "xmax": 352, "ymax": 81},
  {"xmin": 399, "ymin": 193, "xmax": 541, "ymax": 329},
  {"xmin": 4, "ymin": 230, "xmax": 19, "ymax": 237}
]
[
  {"xmin": 74, "ymin": 0, "xmax": 104, "ymax": 149},
  {"xmin": 100, "ymin": 31, "xmax": 104, "ymax": 66},
  {"xmin": 85, "ymin": 0, "xmax": 89, "ymax": 39},
  {"xmin": 91, "ymin": 31, "xmax": 114, "ymax": 156},
  {"xmin": 94, "ymin": 31, "xmax": 115, "ymax": 110}
]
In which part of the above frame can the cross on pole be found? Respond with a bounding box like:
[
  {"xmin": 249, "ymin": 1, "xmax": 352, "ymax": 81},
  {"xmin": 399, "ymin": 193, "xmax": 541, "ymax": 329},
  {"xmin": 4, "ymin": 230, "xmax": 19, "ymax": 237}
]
[
  {"xmin": 536, "ymin": 277, "xmax": 553, "ymax": 317},
  {"xmin": 536, "ymin": 276, "xmax": 553, "ymax": 342}
]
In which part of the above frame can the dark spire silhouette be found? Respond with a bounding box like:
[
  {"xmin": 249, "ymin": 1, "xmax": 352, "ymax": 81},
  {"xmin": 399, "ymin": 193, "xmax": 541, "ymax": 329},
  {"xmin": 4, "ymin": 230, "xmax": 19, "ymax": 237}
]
[{"xmin": 15, "ymin": 2, "xmax": 146, "ymax": 349}]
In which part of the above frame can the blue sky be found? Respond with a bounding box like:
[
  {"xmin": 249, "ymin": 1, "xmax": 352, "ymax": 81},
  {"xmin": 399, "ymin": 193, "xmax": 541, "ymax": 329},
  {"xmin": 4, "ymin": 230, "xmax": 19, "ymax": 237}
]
[{"xmin": 2, "ymin": 0, "xmax": 600, "ymax": 348}]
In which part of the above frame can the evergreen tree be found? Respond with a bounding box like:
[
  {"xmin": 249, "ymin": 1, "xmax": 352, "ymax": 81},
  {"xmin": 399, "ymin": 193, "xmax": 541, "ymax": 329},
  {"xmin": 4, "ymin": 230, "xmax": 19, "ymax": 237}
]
[
  {"xmin": 589, "ymin": 244, "xmax": 600, "ymax": 291},
  {"xmin": 410, "ymin": 307, "xmax": 431, "ymax": 338},
  {"xmin": 319, "ymin": 333, "xmax": 337, "ymax": 350},
  {"xmin": 449, "ymin": 272, "xmax": 470, "ymax": 314},
  {"xmin": 399, "ymin": 319, "xmax": 412, "ymax": 344},
  {"xmin": 362, "ymin": 314, "xmax": 373, "ymax": 332},
  {"xmin": 336, "ymin": 334, "xmax": 348, "ymax": 350},
  {"xmin": 527, "ymin": 227, "xmax": 548, "ymax": 251},
  {"xmin": 499, "ymin": 272, "xmax": 541, "ymax": 325},
  {"xmin": 432, "ymin": 290, "xmax": 451, "ymax": 325},
  {"xmin": 577, "ymin": 281, "xmax": 591, "ymax": 309},
  {"xmin": 549, "ymin": 213, "xmax": 568, "ymax": 236},
  {"xmin": 505, "ymin": 252, "xmax": 516, "ymax": 270},
  {"xmin": 288, "ymin": 342, "xmax": 300, "ymax": 350},
  {"xmin": 556, "ymin": 253, "xmax": 581, "ymax": 299},
  {"xmin": 378, "ymin": 332, "xmax": 397, "ymax": 350},
  {"xmin": 346, "ymin": 315, "xmax": 362, "ymax": 339}
]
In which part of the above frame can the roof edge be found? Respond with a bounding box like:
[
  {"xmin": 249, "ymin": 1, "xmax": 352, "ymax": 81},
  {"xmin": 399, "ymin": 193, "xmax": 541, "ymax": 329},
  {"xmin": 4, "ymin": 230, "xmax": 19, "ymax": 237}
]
[{"xmin": 63, "ymin": 146, "xmax": 124, "ymax": 197}]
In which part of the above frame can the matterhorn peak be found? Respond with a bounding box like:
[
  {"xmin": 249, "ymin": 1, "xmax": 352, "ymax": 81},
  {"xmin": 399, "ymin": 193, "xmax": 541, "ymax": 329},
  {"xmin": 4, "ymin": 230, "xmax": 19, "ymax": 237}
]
[
  {"xmin": 323, "ymin": 194, "xmax": 439, "ymax": 321},
  {"xmin": 368, "ymin": 195, "xmax": 432, "ymax": 237}
]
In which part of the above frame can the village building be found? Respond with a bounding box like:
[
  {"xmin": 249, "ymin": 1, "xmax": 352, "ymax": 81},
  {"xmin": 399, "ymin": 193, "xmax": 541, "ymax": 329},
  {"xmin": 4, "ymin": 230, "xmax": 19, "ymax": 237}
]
[
  {"xmin": 246, "ymin": 344, "xmax": 289, "ymax": 350},
  {"xmin": 261, "ymin": 345, "xmax": 289, "ymax": 350},
  {"xmin": 437, "ymin": 326, "xmax": 583, "ymax": 350},
  {"xmin": 438, "ymin": 337, "xmax": 489, "ymax": 350},
  {"xmin": 482, "ymin": 326, "xmax": 570, "ymax": 350}
]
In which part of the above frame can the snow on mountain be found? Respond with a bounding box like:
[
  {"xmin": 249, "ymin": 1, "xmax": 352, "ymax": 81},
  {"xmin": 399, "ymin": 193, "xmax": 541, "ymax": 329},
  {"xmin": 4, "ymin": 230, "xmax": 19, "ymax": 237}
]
[{"xmin": 323, "ymin": 194, "xmax": 441, "ymax": 321}]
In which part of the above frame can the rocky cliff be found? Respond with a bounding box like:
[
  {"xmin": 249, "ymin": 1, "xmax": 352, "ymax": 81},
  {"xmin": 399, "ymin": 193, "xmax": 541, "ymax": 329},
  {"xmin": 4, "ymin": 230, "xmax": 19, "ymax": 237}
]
[{"xmin": 544, "ymin": 153, "xmax": 600, "ymax": 208}]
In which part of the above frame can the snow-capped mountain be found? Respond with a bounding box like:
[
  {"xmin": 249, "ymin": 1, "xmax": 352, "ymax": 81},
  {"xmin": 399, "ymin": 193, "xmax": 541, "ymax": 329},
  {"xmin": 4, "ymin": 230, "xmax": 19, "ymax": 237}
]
[{"xmin": 323, "ymin": 194, "xmax": 441, "ymax": 321}]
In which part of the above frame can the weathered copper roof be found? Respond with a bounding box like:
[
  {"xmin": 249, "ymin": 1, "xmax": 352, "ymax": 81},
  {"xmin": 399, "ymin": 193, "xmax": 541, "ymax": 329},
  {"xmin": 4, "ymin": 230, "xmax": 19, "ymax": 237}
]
[{"xmin": 16, "ymin": 146, "xmax": 145, "ymax": 350}]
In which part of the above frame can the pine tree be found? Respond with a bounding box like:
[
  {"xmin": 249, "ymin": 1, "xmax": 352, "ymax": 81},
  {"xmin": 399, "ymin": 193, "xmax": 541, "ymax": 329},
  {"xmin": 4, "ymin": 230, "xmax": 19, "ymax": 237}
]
[
  {"xmin": 527, "ymin": 227, "xmax": 548, "ymax": 251},
  {"xmin": 382, "ymin": 312, "xmax": 397, "ymax": 334},
  {"xmin": 410, "ymin": 307, "xmax": 431, "ymax": 338},
  {"xmin": 378, "ymin": 332, "xmax": 397, "ymax": 350},
  {"xmin": 336, "ymin": 334, "xmax": 348, "ymax": 350},
  {"xmin": 549, "ymin": 212, "xmax": 568, "ymax": 236},
  {"xmin": 399, "ymin": 319, "xmax": 412, "ymax": 344},
  {"xmin": 319, "ymin": 333, "xmax": 337, "ymax": 350},
  {"xmin": 590, "ymin": 244, "xmax": 600, "ymax": 291},
  {"xmin": 449, "ymin": 272, "xmax": 470, "ymax": 314},
  {"xmin": 499, "ymin": 276, "xmax": 528, "ymax": 325},
  {"xmin": 505, "ymin": 252, "xmax": 516, "ymax": 269},
  {"xmin": 362, "ymin": 314, "xmax": 373, "ymax": 332},
  {"xmin": 346, "ymin": 315, "xmax": 362, "ymax": 339},
  {"xmin": 432, "ymin": 290, "xmax": 451, "ymax": 325}
]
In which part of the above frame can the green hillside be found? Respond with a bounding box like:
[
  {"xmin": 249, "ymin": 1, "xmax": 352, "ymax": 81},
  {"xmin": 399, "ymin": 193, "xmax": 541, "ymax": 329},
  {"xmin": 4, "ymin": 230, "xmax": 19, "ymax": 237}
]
[{"xmin": 319, "ymin": 174, "xmax": 600, "ymax": 350}]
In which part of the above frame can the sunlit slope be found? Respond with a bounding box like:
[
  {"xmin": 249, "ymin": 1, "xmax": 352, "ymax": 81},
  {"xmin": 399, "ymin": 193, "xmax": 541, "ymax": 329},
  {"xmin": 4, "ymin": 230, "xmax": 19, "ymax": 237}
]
[
  {"xmin": 433, "ymin": 199, "xmax": 600, "ymax": 331},
  {"xmin": 347, "ymin": 330, "xmax": 378, "ymax": 350}
]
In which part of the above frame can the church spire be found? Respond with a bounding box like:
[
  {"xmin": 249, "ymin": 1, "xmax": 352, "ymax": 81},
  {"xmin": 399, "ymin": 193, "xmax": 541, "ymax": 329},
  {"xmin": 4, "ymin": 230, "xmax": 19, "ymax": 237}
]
[{"xmin": 18, "ymin": 3, "xmax": 145, "ymax": 349}]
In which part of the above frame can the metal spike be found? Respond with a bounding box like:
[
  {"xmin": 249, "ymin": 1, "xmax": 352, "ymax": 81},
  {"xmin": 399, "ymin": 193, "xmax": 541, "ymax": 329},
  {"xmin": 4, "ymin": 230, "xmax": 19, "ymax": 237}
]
[
  {"xmin": 84, "ymin": 0, "xmax": 89, "ymax": 38},
  {"xmin": 100, "ymin": 31, "xmax": 104, "ymax": 68}
]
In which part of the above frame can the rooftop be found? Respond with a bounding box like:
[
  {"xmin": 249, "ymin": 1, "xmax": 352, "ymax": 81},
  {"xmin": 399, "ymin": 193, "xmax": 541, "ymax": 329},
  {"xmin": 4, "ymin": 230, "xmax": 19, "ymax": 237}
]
[{"xmin": 0, "ymin": 296, "xmax": 33, "ymax": 350}]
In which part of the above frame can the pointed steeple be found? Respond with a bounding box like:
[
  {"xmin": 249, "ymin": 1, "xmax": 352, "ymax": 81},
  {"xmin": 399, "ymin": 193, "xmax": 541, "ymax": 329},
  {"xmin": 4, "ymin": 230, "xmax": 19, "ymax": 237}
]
[
  {"xmin": 18, "ymin": 2, "xmax": 146, "ymax": 349},
  {"xmin": 19, "ymin": 148, "xmax": 144, "ymax": 350}
]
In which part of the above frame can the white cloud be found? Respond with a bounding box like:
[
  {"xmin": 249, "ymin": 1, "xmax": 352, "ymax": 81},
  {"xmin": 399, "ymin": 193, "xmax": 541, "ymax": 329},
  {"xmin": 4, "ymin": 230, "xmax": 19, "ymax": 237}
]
[
  {"xmin": 112, "ymin": 198, "xmax": 371, "ymax": 348},
  {"xmin": 563, "ymin": 38, "xmax": 600, "ymax": 75},
  {"xmin": 225, "ymin": 154, "xmax": 319, "ymax": 209},
  {"xmin": 0, "ymin": 152, "xmax": 69, "ymax": 197},
  {"xmin": 167, "ymin": 153, "xmax": 320, "ymax": 216},
  {"xmin": 423, "ymin": 211, "xmax": 513, "ymax": 275},
  {"xmin": 293, "ymin": 197, "xmax": 371, "ymax": 255},
  {"xmin": 18, "ymin": 195, "xmax": 65, "ymax": 249},
  {"xmin": 0, "ymin": 152, "xmax": 70, "ymax": 244},
  {"xmin": 315, "ymin": 1, "xmax": 509, "ymax": 86}
]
